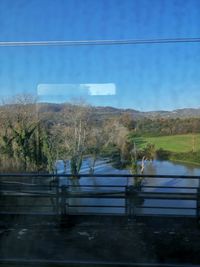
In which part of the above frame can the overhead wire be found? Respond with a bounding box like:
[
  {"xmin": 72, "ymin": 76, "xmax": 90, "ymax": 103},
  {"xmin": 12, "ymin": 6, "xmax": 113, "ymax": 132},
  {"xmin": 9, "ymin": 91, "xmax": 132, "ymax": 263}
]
[{"xmin": 0, "ymin": 37, "xmax": 200, "ymax": 47}]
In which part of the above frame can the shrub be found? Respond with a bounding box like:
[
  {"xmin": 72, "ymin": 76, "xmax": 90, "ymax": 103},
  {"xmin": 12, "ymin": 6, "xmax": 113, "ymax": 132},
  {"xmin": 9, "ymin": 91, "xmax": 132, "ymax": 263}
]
[{"xmin": 156, "ymin": 148, "xmax": 171, "ymax": 160}]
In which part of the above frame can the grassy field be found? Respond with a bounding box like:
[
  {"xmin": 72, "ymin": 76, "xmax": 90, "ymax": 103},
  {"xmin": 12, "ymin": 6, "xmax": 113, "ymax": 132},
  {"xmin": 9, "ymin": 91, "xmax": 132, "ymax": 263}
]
[{"xmin": 134, "ymin": 134, "xmax": 200, "ymax": 153}]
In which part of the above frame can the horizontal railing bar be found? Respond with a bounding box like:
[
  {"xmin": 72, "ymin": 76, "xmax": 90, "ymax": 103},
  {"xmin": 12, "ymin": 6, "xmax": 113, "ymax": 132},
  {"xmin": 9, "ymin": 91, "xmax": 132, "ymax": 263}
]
[
  {"xmin": 69, "ymin": 191, "xmax": 125, "ymax": 195},
  {"xmin": 0, "ymin": 189, "xmax": 55, "ymax": 192},
  {"xmin": 67, "ymin": 205, "xmax": 196, "ymax": 210},
  {"xmin": 139, "ymin": 194, "xmax": 197, "ymax": 200},
  {"xmin": 0, "ymin": 184, "xmax": 126, "ymax": 189},
  {"xmin": 1, "ymin": 186, "xmax": 198, "ymax": 195},
  {"xmin": 0, "ymin": 206, "xmax": 196, "ymax": 210},
  {"xmin": 3, "ymin": 191, "xmax": 120, "ymax": 195},
  {"xmin": 1, "ymin": 183, "xmax": 54, "ymax": 187},
  {"xmin": 139, "ymin": 197, "xmax": 197, "ymax": 200},
  {"xmin": 69, "ymin": 197, "xmax": 197, "ymax": 200},
  {"xmin": 0, "ymin": 212, "xmax": 56, "ymax": 215},
  {"xmin": 67, "ymin": 185, "xmax": 127, "ymax": 188},
  {"xmin": 0, "ymin": 193, "xmax": 56, "ymax": 198},
  {"xmin": 143, "ymin": 186, "xmax": 198, "ymax": 189},
  {"xmin": 138, "ymin": 191, "xmax": 196, "ymax": 196},
  {"xmin": 67, "ymin": 186, "xmax": 198, "ymax": 189},
  {"xmin": 0, "ymin": 189, "xmax": 198, "ymax": 196},
  {"xmin": 0, "ymin": 210, "xmax": 197, "ymax": 217},
  {"xmin": 137, "ymin": 206, "xmax": 196, "ymax": 210},
  {"xmin": 68, "ymin": 212, "xmax": 196, "ymax": 218},
  {"xmin": 0, "ymin": 188, "xmax": 198, "ymax": 195},
  {"xmin": 70, "ymin": 192, "xmax": 196, "ymax": 196},
  {"xmin": 0, "ymin": 173, "xmax": 200, "ymax": 179},
  {"xmin": 0, "ymin": 205, "xmax": 54, "ymax": 208},
  {"xmin": 0, "ymin": 189, "xmax": 57, "ymax": 192},
  {"xmin": 68, "ymin": 205, "xmax": 124, "ymax": 208},
  {"xmin": 66, "ymin": 194, "xmax": 198, "ymax": 200},
  {"xmin": 0, "ymin": 194, "xmax": 124, "ymax": 199},
  {"xmin": 0, "ymin": 205, "xmax": 195, "ymax": 210},
  {"xmin": 1, "ymin": 184, "xmax": 198, "ymax": 190},
  {"xmin": 1, "ymin": 192, "xmax": 198, "ymax": 198}
]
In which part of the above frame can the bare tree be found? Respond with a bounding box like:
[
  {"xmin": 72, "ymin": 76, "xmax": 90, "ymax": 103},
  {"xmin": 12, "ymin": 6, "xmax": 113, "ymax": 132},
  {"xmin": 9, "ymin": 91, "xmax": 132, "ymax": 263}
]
[
  {"xmin": 59, "ymin": 102, "xmax": 92, "ymax": 177},
  {"xmin": 87, "ymin": 126, "xmax": 107, "ymax": 174},
  {"xmin": 104, "ymin": 117, "xmax": 130, "ymax": 163}
]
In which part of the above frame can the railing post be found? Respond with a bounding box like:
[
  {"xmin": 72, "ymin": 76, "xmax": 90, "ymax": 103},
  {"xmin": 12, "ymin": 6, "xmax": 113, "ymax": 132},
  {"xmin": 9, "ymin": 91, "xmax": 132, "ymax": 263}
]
[
  {"xmin": 197, "ymin": 186, "xmax": 200, "ymax": 221},
  {"xmin": 55, "ymin": 177, "xmax": 59, "ymax": 215},
  {"xmin": 60, "ymin": 185, "xmax": 68, "ymax": 217},
  {"xmin": 125, "ymin": 185, "xmax": 138, "ymax": 220}
]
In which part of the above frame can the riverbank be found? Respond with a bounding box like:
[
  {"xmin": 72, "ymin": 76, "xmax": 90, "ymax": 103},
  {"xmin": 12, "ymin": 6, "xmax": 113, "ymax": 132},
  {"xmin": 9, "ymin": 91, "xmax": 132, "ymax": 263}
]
[
  {"xmin": 1, "ymin": 215, "xmax": 200, "ymax": 265},
  {"xmin": 135, "ymin": 134, "xmax": 200, "ymax": 153},
  {"xmin": 169, "ymin": 151, "xmax": 200, "ymax": 166},
  {"xmin": 170, "ymin": 158, "xmax": 200, "ymax": 167},
  {"xmin": 133, "ymin": 134, "xmax": 200, "ymax": 166}
]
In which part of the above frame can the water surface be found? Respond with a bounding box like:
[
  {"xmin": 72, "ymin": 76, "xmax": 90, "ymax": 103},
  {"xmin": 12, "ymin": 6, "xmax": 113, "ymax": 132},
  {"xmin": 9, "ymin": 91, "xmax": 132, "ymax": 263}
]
[{"xmin": 56, "ymin": 160, "xmax": 200, "ymax": 216}]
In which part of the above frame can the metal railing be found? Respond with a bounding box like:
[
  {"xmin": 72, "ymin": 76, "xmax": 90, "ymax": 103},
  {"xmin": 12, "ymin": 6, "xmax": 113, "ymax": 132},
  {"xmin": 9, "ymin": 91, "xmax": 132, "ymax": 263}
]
[{"xmin": 0, "ymin": 173, "xmax": 200, "ymax": 219}]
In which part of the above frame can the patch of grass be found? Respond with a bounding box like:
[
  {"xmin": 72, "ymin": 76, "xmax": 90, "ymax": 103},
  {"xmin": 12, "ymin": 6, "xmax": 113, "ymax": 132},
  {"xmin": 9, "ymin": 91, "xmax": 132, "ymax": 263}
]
[{"xmin": 134, "ymin": 134, "xmax": 200, "ymax": 153}]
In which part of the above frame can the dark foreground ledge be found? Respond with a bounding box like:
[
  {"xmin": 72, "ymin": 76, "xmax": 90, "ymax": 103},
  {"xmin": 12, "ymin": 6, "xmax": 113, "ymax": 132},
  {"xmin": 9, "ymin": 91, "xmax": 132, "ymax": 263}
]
[
  {"xmin": 1, "ymin": 258, "xmax": 200, "ymax": 267},
  {"xmin": 0, "ymin": 215, "xmax": 200, "ymax": 267}
]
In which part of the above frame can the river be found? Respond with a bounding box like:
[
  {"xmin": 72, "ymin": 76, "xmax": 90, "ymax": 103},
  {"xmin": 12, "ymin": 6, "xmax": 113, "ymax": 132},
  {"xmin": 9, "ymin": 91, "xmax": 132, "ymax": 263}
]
[{"xmin": 56, "ymin": 159, "xmax": 200, "ymax": 216}]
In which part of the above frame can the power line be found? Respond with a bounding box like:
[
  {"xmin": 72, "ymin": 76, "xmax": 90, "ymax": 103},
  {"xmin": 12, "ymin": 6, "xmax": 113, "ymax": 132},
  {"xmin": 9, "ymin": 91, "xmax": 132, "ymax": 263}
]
[{"xmin": 0, "ymin": 37, "xmax": 200, "ymax": 47}]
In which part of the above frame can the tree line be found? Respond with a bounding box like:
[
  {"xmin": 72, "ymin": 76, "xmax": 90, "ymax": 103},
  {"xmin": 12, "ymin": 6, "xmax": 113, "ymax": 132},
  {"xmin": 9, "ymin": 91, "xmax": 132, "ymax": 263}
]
[
  {"xmin": 134, "ymin": 117, "xmax": 200, "ymax": 136},
  {"xmin": 0, "ymin": 96, "xmax": 141, "ymax": 174}
]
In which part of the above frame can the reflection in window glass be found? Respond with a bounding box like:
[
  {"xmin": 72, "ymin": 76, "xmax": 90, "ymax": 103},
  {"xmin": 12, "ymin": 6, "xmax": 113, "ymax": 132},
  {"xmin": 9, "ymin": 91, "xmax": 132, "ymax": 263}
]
[{"xmin": 1, "ymin": 1, "xmax": 200, "ymax": 265}]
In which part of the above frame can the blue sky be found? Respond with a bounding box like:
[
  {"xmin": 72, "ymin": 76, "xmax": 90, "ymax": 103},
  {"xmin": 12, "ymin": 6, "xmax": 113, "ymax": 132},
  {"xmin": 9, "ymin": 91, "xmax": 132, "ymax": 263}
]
[{"xmin": 0, "ymin": 0, "xmax": 200, "ymax": 111}]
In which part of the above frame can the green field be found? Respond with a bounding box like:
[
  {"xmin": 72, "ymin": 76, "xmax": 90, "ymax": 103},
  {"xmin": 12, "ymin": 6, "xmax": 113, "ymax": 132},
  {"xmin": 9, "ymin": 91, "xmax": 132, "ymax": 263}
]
[{"xmin": 134, "ymin": 134, "xmax": 200, "ymax": 153}]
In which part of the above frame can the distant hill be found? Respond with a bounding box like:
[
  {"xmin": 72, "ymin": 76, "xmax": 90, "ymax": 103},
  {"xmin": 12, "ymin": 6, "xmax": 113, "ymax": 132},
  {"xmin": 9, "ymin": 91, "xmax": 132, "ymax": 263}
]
[
  {"xmin": 37, "ymin": 103, "xmax": 200, "ymax": 119},
  {"xmin": 2, "ymin": 102, "xmax": 200, "ymax": 120},
  {"xmin": 139, "ymin": 108, "xmax": 200, "ymax": 119},
  {"xmin": 90, "ymin": 106, "xmax": 200, "ymax": 119}
]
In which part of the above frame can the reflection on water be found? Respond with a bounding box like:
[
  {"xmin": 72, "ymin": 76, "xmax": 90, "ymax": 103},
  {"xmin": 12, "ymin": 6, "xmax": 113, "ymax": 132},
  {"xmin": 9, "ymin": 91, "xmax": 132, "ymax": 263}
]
[{"xmin": 57, "ymin": 160, "xmax": 200, "ymax": 216}]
